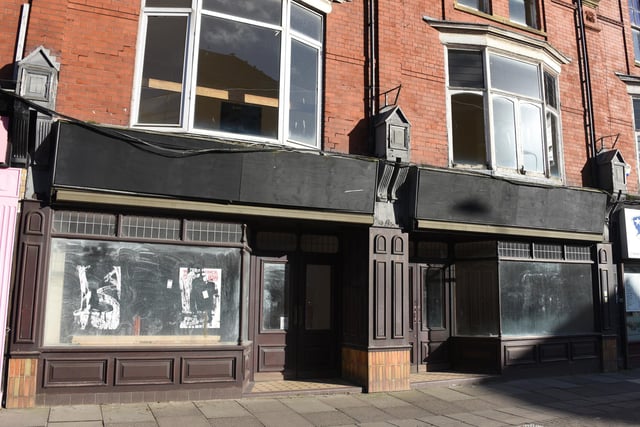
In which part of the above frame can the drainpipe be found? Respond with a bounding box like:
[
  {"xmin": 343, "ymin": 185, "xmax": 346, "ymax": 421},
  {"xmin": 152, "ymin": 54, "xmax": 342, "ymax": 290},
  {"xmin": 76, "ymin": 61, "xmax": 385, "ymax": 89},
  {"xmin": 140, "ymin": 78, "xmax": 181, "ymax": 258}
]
[
  {"xmin": 367, "ymin": 0, "xmax": 378, "ymax": 153},
  {"xmin": 574, "ymin": 0, "xmax": 599, "ymax": 187}
]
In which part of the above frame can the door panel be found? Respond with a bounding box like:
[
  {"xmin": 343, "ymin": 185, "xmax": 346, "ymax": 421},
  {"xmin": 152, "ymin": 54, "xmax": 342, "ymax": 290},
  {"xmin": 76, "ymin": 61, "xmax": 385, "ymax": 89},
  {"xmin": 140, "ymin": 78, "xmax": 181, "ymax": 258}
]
[
  {"xmin": 296, "ymin": 261, "xmax": 338, "ymax": 378},
  {"xmin": 253, "ymin": 256, "xmax": 292, "ymax": 379},
  {"xmin": 410, "ymin": 263, "xmax": 450, "ymax": 371}
]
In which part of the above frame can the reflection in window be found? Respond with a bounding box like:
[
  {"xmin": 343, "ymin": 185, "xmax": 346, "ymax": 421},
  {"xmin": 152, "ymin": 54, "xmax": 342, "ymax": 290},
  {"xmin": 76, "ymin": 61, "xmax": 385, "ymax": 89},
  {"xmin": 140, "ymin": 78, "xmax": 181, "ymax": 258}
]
[
  {"xmin": 500, "ymin": 262, "xmax": 594, "ymax": 336},
  {"xmin": 423, "ymin": 267, "xmax": 444, "ymax": 329},
  {"xmin": 510, "ymin": 0, "xmax": 538, "ymax": 28},
  {"xmin": 262, "ymin": 262, "xmax": 289, "ymax": 330},
  {"xmin": 136, "ymin": 0, "xmax": 323, "ymax": 148},
  {"xmin": 457, "ymin": 0, "xmax": 491, "ymax": 14},
  {"xmin": 448, "ymin": 49, "xmax": 561, "ymax": 178},
  {"xmin": 44, "ymin": 239, "xmax": 241, "ymax": 346}
]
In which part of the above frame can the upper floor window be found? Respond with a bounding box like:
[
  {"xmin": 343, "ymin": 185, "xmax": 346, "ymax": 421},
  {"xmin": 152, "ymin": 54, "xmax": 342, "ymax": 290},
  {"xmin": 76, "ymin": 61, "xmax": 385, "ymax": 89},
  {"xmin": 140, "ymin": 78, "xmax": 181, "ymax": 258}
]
[
  {"xmin": 630, "ymin": 0, "xmax": 640, "ymax": 61},
  {"xmin": 448, "ymin": 49, "xmax": 561, "ymax": 178},
  {"xmin": 510, "ymin": 0, "xmax": 538, "ymax": 28},
  {"xmin": 133, "ymin": 0, "xmax": 324, "ymax": 148},
  {"xmin": 457, "ymin": 0, "xmax": 491, "ymax": 14}
]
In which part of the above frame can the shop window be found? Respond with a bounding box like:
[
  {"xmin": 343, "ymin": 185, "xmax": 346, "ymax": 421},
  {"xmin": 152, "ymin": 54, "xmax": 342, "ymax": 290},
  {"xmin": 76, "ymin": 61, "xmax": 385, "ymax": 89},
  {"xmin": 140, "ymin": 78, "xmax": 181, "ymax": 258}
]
[
  {"xmin": 510, "ymin": 0, "xmax": 537, "ymax": 28},
  {"xmin": 134, "ymin": 0, "xmax": 324, "ymax": 148},
  {"xmin": 43, "ymin": 238, "xmax": 241, "ymax": 346},
  {"xmin": 457, "ymin": 0, "xmax": 491, "ymax": 14},
  {"xmin": 185, "ymin": 221, "xmax": 243, "ymax": 244},
  {"xmin": 500, "ymin": 261, "xmax": 594, "ymax": 336},
  {"xmin": 630, "ymin": 0, "xmax": 640, "ymax": 61},
  {"xmin": 120, "ymin": 216, "xmax": 181, "ymax": 240},
  {"xmin": 448, "ymin": 49, "xmax": 561, "ymax": 179}
]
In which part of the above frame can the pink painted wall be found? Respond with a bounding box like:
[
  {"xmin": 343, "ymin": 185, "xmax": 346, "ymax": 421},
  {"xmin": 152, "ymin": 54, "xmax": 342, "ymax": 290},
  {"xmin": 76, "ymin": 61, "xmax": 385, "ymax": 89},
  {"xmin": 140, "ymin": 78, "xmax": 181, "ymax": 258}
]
[{"xmin": 0, "ymin": 168, "xmax": 21, "ymax": 405}]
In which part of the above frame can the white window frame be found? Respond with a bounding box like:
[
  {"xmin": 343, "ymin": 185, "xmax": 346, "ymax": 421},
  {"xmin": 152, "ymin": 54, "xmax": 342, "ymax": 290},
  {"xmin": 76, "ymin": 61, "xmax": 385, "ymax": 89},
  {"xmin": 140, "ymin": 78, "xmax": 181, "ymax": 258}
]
[
  {"xmin": 130, "ymin": 0, "xmax": 325, "ymax": 149},
  {"xmin": 438, "ymin": 25, "xmax": 568, "ymax": 183},
  {"xmin": 629, "ymin": 0, "xmax": 640, "ymax": 62}
]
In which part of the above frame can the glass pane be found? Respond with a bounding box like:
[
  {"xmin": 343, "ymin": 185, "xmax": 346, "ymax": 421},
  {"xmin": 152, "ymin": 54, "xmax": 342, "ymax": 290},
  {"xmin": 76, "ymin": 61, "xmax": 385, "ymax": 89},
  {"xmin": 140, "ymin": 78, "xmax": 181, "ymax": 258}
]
[
  {"xmin": 546, "ymin": 112, "xmax": 560, "ymax": 177},
  {"xmin": 510, "ymin": 0, "xmax": 537, "ymax": 27},
  {"xmin": 454, "ymin": 261, "xmax": 499, "ymax": 336},
  {"xmin": 500, "ymin": 261, "xmax": 594, "ymax": 336},
  {"xmin": 451, "ymin": 93, "xmax": 486, "ymax": 165},
  {"xmin": 490, "ymin": 55, "xmax": 540, "ymax": 99},
  {"xmin": 634, "ymin": 28, "xmax": 640, "ymax": 61},
  {"xmin": 262, "ymin": 262, "xmax": 289, "ymax": 330},
  {"xmin": 448, "ymin": 50, "xmax": 484, "ymax": 89},
  {"xmin": 422, "ymin": 268, "xmax": 444, "ymax": 329},
  {"xmin": 291, "ymin": 2, "xmax": 322, "ymax": 41},
  {"xmin": 138, "ymin": 16, "xmax": 188, "ymax": 125},
  {"xmin": 457, "ymin": 0, "xmax": 489, "ymax": 13},
  {"xmin": 305, "ymin": 264, "xmax": 331, "ymax": 330},
  {"xmin": 145, "ymin": 0, "xmax": 192, "ymax": 7},
  {"xmin": 203, "ymin": 0, "xmax": 282, "ymax": 25},
  {"xmin": 520, "ymin": 103, "xmax": 544, "ymax": 173},
  {"xmin": 493, "ymin": 97, "xmax": 518, "ymax": 169},
  {"xmin": 632, "ymin": 0, "xmax": 640, "ymax": 25},
  {"xmin": 288, "ymin": 40, "xmax": 319, "ymax": 146},
  {"xmin": 194, "ymin": 15, "xmax": 280, "ymax": 138},
  {"xmin": 633, "ymin": 98, "xmax": 640, "ymax": 131},
  {"xmin": 43, "ymin": 239, "xmax": 241, "ymax": 346},
  {"xmin": 544, "ymin": 72, "xmax": 558, "ymax": 109}
]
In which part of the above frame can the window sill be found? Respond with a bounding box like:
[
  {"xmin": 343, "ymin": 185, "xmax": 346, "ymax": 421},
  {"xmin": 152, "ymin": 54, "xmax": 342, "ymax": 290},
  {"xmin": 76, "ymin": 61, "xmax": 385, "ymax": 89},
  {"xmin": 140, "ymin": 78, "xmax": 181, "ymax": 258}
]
[
  {"xmin": 453, "ymin": 3, "xmax": 546, "ymax": 38},
  {"xmin": 450, "ymin": 164, "xmax": 564, "ymax": 186}
]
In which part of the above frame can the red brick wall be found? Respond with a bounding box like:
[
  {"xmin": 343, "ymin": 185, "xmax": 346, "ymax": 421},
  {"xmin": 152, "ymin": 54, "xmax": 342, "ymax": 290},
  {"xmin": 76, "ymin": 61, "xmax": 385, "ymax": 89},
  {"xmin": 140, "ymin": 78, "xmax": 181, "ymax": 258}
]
[
  {"xmin": 0, "ymin": 0, "xmax": 25, "ymax": 85},
  {"xmin": 20, "ymin": 0, "xmax": 139, "ymax": 126}
]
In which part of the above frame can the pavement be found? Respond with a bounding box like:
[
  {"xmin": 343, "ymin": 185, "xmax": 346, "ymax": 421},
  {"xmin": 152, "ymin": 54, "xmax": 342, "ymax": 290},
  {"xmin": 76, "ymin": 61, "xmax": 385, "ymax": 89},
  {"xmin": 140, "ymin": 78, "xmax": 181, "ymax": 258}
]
[{"xmin": 3, "ymin": 370, "xmax": 640, "ymax": 426}]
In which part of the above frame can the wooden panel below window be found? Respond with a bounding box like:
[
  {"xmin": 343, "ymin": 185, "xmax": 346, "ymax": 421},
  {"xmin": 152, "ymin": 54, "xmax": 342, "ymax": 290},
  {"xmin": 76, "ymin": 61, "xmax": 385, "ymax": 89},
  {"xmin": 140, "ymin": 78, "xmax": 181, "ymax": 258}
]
[
  {"xmin": 539, "ymin": 342, "xmax": 570, "ymax": 362},
  {"xmin": 504, "ymin": 345, "xmax": 537, "ymax": 366},
  {"xmin": 182, "ymin": 357, "xmax": 236, "ymax": 383},
  {"xmin": 114, "ymin": 358, "xmax": 174, "ymax": 385},
  {"xmin": 44, "ymin": 359, "xmax": 108, "ymax": 387}
]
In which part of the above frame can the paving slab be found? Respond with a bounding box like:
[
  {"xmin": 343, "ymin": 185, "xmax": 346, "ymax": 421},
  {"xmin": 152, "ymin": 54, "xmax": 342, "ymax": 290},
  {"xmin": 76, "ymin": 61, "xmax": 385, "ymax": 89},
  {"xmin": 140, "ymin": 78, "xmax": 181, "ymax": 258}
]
[
  {"xmin": 104, "ymin": 422, "xmax": 158, "ymax": 427},
  {"xmin": 446, "ymin": 411, "xmax": 508, "ymax": 427},
  {"xmin": 280, "ymin": 396, "xmax": 337, "ymax": 414},
  {"xmin": 239, "ymin": 398, "xmax": 292, "ymax": 414},
  {"xmin": 417, "ymin": 414, "xmax": 470, "ymax": 427},
  {"xmin": 387, "ymin": 419, "xmax": 431, "ymax": 427},
  {"xmin": 316, "ymin": 394, "xmax": 372, "ymax": 409},
  {"xmin": 101, "ymin": 403, "xmax": 155, "ymax": 424},
  {"xmin": 418, "ymin": 386, "xmax": 474, "ymax": 402},
  {"xmin": 156, "ymin": 414, "xmax": 210, "ymax": 427},
  {"xmin": 207, "ymin": 415, "xmax": 265, "ymax": 427},
  {"xmin": 355, "ymin": 394, "xmax": 413, "ymax": 409},
  {"xmin": 473, "ymin": 408, "xmax": 532, "ymax": 424},
  {"xmin": 195, "ymin": 399, "xmax": 252, "ymax": 419},
  {"xmin": 252, "ymin": 410, "xmax": 314, "ymax": 427},
  {"xmin": 148, "ymin": 401, "xmax": 201, "ymax": 418},
  {"xmin": 300, "ymin": 410, "xmax": 358, "ymax": 426},
  {"xmin": 49, "ymin": 405, "xmax": 102, "ymax": 422},
  {"xmin": 379, "ymin": 404, "xmax": 432, "ymax": 420},
  {"xmin": 0, "ymin": 407, "xmax": 49, "ymax": 427},
  {"xmin": 338, "ymin": 405, "xmax": 396, "ymax": 423},
  {"xmin": 47, "ymin": 422, "xmax": 103, "ymax": 427}
]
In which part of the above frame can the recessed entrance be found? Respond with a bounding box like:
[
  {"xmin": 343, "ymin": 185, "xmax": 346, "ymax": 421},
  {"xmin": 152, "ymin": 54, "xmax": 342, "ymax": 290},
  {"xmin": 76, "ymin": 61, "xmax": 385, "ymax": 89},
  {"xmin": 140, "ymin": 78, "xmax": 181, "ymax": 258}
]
[{"xmin": 251, "ymin": 253, "xmax": 339, "ymax": 380}]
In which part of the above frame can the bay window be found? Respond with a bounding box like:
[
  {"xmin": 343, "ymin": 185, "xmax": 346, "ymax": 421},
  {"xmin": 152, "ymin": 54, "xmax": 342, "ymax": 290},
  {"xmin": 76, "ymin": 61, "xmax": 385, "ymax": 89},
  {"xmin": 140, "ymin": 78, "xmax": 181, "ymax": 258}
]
[
  {"xmin": 134, "ymin": 0, "xmax": 324, "ymax": 148},
  {"xmin": 448, "ymin": 48, "xmax": 561, "ymax": 179}
]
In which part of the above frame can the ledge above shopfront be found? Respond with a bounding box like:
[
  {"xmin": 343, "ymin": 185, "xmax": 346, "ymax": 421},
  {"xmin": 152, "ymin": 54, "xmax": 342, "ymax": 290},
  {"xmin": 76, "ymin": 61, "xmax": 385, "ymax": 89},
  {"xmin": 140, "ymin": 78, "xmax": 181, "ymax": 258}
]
[
  {"xmin": 412, "ymin": 167, "xmax": 607, "ymax": 241},
  {"xmin": 49, "ymin": 121, "xmax": 377, "ymax": 224}
]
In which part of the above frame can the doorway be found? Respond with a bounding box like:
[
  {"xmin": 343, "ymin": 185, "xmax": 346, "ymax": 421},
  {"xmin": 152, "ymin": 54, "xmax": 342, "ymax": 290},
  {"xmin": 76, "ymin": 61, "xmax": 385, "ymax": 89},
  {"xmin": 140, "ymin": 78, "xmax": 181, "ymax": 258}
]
[
  {"xmin": 409, "ymin": 263, "xmax": 451, "ymax": 371},
  {"xmin": 251, "ymin": 254, "xmax": 339, "ymax": 380}
]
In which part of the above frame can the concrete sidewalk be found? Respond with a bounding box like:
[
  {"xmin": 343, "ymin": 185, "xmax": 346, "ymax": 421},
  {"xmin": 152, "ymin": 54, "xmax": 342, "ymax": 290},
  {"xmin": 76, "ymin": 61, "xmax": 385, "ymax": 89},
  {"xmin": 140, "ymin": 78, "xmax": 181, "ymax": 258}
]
[{"xmin": 3, "ymin": 370, "xmax": 640, "ymax": 426}]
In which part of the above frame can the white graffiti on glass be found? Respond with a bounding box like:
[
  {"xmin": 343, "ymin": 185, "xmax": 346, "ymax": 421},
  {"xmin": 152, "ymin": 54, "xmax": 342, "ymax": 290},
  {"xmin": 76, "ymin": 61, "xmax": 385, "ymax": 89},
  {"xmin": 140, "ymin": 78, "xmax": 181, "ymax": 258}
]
[{"xmin": 72, "ymin": 265, "xmax": 121, "ymax": 330}]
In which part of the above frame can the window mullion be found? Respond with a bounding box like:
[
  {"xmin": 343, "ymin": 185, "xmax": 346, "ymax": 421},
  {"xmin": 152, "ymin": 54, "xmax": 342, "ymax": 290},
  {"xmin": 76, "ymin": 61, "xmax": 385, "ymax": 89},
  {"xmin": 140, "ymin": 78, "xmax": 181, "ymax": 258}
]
[
  {"xmin": 184, "ymin": 4, "xmax": 200, "ymax": 132},
  {"xmin": 485, "ymin": 50, "xmax": 495, "ymax": 170},
  {"xmin": 281, "ymin": 1, "xmax": 291, "ymax": 145}
]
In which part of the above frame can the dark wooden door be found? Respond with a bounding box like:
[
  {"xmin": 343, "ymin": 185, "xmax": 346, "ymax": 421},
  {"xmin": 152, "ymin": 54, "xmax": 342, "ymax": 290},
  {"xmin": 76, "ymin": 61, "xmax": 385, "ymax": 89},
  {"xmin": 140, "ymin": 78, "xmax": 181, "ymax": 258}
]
[
  {"xmin": 252, "ymin": 255, "xmax": 338, "ymax": 380},
  {"xmin": 410, "ymin": 263, "xmax": 450, "ymax": 371},
  {"xmin": 295, "ymin": 257, "xmax": 338, "ymax": 378}
]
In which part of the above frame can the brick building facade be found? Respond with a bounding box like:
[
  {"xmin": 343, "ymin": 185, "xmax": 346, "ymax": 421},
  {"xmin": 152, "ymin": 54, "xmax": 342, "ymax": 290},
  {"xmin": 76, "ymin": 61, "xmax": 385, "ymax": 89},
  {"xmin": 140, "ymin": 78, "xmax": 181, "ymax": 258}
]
[{"xmin": 0, "ymin": 0, "xmax": 638, "ymax": 408}]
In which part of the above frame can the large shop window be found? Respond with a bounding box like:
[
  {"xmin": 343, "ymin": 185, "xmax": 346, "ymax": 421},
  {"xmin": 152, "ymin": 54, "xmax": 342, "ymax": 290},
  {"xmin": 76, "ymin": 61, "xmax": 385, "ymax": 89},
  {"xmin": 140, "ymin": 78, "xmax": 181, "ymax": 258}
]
[
  {"xmin": 134, "ymin": 0, "xmax": 324, "ymax": 148},
  {"xmin": 44, "ymin": 213, "xmax": 243, "ymax": 347},
  {"xmin": 448, "ymin": 49, "xmax": 561, "ymax": 179},
  {"xmin": 454, "ymin": 241, "xmax": 595, "ymax": 337}
]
